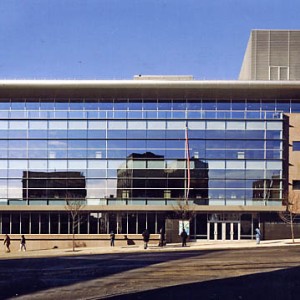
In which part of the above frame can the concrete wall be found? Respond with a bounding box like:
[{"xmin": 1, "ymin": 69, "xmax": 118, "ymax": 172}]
[{"xmin": 263, "ymin": 223, "xmax": 300, "ymax": 240}]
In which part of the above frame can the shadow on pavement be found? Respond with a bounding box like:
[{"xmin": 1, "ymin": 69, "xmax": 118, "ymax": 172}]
[
  {"xmin": 107, "ymin": 266, "xmax": 300, "ymax": 300},
  {"xmin": 0, "ymin": 249, "xmax": 213, "ymax": 299}
]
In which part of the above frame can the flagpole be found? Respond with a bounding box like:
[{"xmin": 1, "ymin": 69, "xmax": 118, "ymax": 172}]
[{"xmin": 185, "ymin": 123, "xmax": 191, "ymax": 204}]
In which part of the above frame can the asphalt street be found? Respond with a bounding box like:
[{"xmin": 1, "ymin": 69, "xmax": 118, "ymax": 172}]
[{"xmin": 0, "ymin": 244, "xmax": 300, "ymax": 300}]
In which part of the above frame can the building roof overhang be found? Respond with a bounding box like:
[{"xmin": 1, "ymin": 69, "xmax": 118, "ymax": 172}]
[{"xmin": 1, "ymin": 79, "xmax": 300, "ymax": 99}]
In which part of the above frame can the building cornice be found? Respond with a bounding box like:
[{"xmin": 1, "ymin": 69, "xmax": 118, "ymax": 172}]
[{"xmin": 1, "ymin": 79, "xmax": 300, "ymax": 99}]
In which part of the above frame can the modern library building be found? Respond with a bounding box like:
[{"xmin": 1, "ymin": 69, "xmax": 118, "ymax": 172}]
[{"xmin": 1, "ymin": 30, "xmax": 300, "ymax": 247}]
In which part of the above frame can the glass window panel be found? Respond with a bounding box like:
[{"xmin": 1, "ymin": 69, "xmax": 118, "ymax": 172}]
[
  {"xmin": 246, "ymin": 121, "xmax": 265, "ymax": 130},
  {"xmin": 166, "ymin": 130, "xmax": 184, "ymax": 139},
  {"xmin": 28, "ymin": 160, "xmax": 47, "ymax": 169},
  {"xmin": 29, "ymin": 121, "xmax": 47, "ymax": 129},
  {"xmin": 69, "ymin": 121, "xmax": 87, "ymax": 129},
  {"xmin": 147, "ymin": 130, "xmax": 166, "ymax": 138},
  {"xmin": 143, "ymin": 100, "xmax": 157, "ymax": 110},
  {"xmin": 107, "ymin": 149, "xmax": 126, "ymax": 158},
  {"xmin": 226, "ymin": 170, "xmax": 245, "ymax": 179},
  {"xmin": 88, "ymin": 160, "xmax": 106, "ymax": 169},
  {"xmin": 126, "ymin": 130, "xmax": 146, "ymax": 139},
  {"xmin": 147, "ymin": 160, "xmax": 165, "ymax": 168},
  {"xmin": 108, "ymin": 121, "xmax": 126, "ymax": 129},
  {"xmin": 226, "ymin": 161, "xmax": 245, "ymax": 169},
  {"xmin": 48, "ymin": 160, "xmax": 67, "ymax": 169},
  {"xmin": 206, "ymin": 121, "xmax": 225, "ymax": 130},
  {"xmin": 208, "ymin": 160, "xmax": 225, "ymax": 169},
  {"xmin": 68, "ymin": 140, "xmax": 87, "ymax": 148},
  {"xmin": 9, "ymin": 160, "xmax": 27, "ymax": 169},
  {"xmin": 291, "ymin": 101, "xmax": 300, "ymax": 113},
  {"xmin": 9, "ymin": 121, "xmax": 28, "ymax": 129},
  {"xmin": 167, "ymin": 121, "xmax": 185, "ymax": 129},
  {"xmin": 9, "ymin": 149, "xmax": 27, "ymax": 158},
  {"xmin": 69, "ymin": 100, "xmax": 84, "ymax": 110},
  {"xmin": 266, "ymin": 122, "xmax": 282, "ymax": 130},
  {"xmin": 245, "ymin": 140, "xmax": 265, "ymax": 149},
  {"xmin": 246, "ymin": 100, "xmax": 260, "ymax": 110},
  {"xmin": 9, "ymin": 140, "xmax": 27, "ymax": 148},
  {"xmin": 188, "ymin": 121, "xmax": 205, "ymax": 129},
  {"xmin": 49, "ymin": 121, "xmax": 68, "ymax": 129},
  {"xmin": 244, "ymin": 130, "xmax": 264, "ymax": 139},
  {"xmin": 0, "ymin": 160, "xmax": 7, "ymax": 169},
  {"xmin": 48, "ymin": 140, "xmax": 67, "ymax": 149},
  {"xmin": 266, "ymin": 140, "xmax": 281, "ymax": 150},
  {"xmin": 128, "ymin": 100, "xmax": 143, "ymax": 110},
  {"xmin": 127, "ymin": 140, "xmax": 146, "ymax": 148},
  {"xmin": 28, "ymin": 140, "xmax": 47, "ymax": 149},
  {"xmin": 208, "ymin": 169, "xmax": 226, "ymax": 178},
  {"xmin": 293, "ymin": 141, "xmax": 300, "ymax": 151},
  {"xmin": 266, "ymin": 161, "xmax": 282, "ymax": 169},
  {"xmin": 231, "ymin": 101, "xmax": 245, "ymax": 110},
  {"xmin": 206, "ymin": 140, "xmax": 225, "ymax": 149},
  {"xmin": 276, "ymin": 100, "xmax": 290, "ymax": 113},
  {"xmin": 246, "ymin": 161, "xmax": 265, "ymax": 169},
  {"xmin": 202, "ymin": 100, "xmax": 216, "ymax": 110},
  {"xmin": 107, "ymin": 130, "xmax": 126, "ymax": 139},
  {"xmin": 226, "ymin": 121, "xmax": 245, "ymax": 130},
  {"xmin": 107, "ymin": 140, "xmax": 126, "ymax": 149},
  {"xmin": 261, "ymin": 102, "xmax": 275, "ymax": 111},
  {"xmin": 68, "ymin": 160, "xmax": 87, "ymax": 169},
  {"xmin": 205, "ymin": 130, "xmax": 225, "ymax": 139},
  {"xmin": 173, "ymin": 100, "xmax": 186, "ymax": 110},
  {"xmin": 266, "ymin": 130, "xmax": 281, "ymax": 139},
  {"xmin": 217, "ymin": 100, "xmax": 231, "ymax": 110},
  {"xmin": 127, "ymin": 121, "xmax": 146, "ymax": 129},
  {"xmin": 0, "ymin": 121, "xmax": 8, "ymax": 129},
  {"xmin": 88, "ymin": 121, "xmax": 106, "ymax": 129},
  {"xmin": 67, "ymin": 130, "xmax": 87, "ymax": 139},
  {"xmin": 9, "ymin": 130, "xmax": 26, "ymax": 138},
  {"xmin": 68, "ymin": 150, "xmax": 86, "ymax": 158},
  {"xmin": 132, "ymin": 161, "xmax": 146, "ymax": 168},
  {"xmin": 147, "ymin": 121, "xmax": 165, "ymax": 130},
  {"xmin": 87, "ymin": 140, "xmax": 106, "ymax": 149},
  {"xmin": 28, "ymin": 130, "xmax": 47, "ymax": 138},
  {"xmin": 29, "ymin": 150, "xmax": 47, "ymax": 158}
]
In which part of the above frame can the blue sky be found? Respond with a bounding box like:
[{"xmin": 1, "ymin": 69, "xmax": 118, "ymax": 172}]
[{"xmin": 0, "ymin": 0, "xmax": 299, "ymax": 80}]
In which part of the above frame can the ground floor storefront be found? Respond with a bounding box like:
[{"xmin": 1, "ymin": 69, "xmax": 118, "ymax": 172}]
[{"xmin": 1, "ymin": 210, "xmax": 298, "ymax": 248}]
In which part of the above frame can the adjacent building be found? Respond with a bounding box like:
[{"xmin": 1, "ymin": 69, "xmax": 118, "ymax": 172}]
[{"xmin": 1, "ymin": 30, "xmax": 300, "ymax": 246}]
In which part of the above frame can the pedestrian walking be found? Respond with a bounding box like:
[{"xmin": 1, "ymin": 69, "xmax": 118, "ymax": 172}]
[
  {"xmin": 142, "ymin": 229, "xmax": 150, "ymax": 249},
  {"xmin": 20, "ymin": 235, "xmax": 26, "ymax": 251},
  {"xmin": 110, "ymin": 231, "xmax": 115, "ymax": 247},
  {"xmin": 255, "ymin": 227, "xmax": 261, "ymax": 244},
  {"xmin": 4, "ymin": 234, "xmax": 11, "ymax": 253},
  {"xmin": 180, "ymin": 228, "xmax": 188, "ymax": 247},
  {"xmin": 159, "ymin": 228, "xmax": 165, "ymax": 247}
]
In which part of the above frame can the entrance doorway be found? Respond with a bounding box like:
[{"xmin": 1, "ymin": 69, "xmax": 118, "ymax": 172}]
[{"xmin": 208, "ymin": 222, "xmax": 240, "ymax": 240}]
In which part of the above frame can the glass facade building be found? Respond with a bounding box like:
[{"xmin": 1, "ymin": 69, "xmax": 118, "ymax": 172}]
[
  {"xmin": 2, "ymin": 30, "xmax": 300, "ymax": 243},
  {"xmin": 0, "ymin": 99, "xmax": 286, "ymax": 207}
]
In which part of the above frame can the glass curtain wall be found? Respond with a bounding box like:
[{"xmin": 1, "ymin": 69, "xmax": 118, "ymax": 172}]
[{"xmin": 0, "ymin": 98, "xmax": 286, "ymax": 206}]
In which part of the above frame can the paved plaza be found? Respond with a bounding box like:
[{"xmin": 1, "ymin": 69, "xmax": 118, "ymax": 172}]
[{"xmin": 0, "ymin": 239, "xmax": 300, "ymax": 300}]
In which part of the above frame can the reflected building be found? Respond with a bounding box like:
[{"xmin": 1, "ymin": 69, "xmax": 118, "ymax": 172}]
[
  {"xmin": 117, "ymin": 152, "xmax": 209, "ymax": 201},
  {"xmin": 22, "ymin": 171, "xmax": 87, "ymax": 202}
]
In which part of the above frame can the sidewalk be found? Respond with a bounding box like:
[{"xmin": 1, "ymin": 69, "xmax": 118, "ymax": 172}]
[{"xmin": 1, "ymin": 238, "xmax": 299, "ymax": 260}]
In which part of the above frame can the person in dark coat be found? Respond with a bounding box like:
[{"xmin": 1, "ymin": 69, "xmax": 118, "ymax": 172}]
[
  {"xmin": 4, "ymin": 234, "xmax": 11, "ymax": 253},
  {"xmin": 142, "ymin": 229, "xmax": 150, "ymax": 249},
  {"xmin": 20, "ymin": 235, "xmax": 26, "ymax": 251},
  {"xmin": 110, "ymin": 231, "xmax": 115, "ymax": 247},
  {"xmin": 159, "ymin": 228, "xmax": 165, "ymax": 247},
  {"xmin": 180, "ymin": 228, "xmax": 188, "ymax": 247}
]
